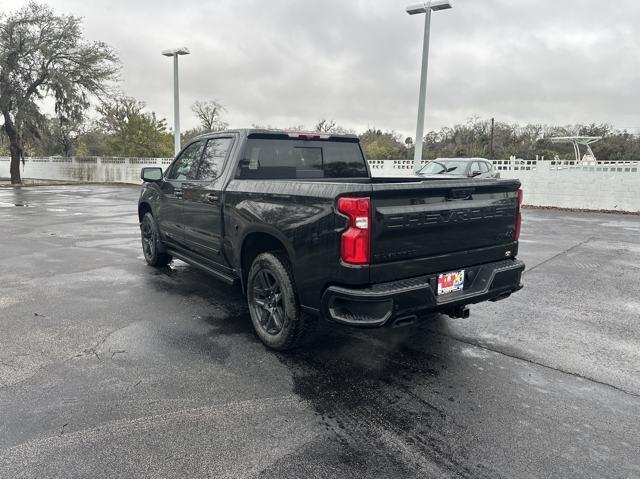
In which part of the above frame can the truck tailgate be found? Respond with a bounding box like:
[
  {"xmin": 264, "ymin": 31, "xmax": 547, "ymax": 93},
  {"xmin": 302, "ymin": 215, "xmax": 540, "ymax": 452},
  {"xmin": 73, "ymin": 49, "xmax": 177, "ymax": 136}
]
[{"xmin": 370, "ymin": 178, "xmax": 521, "ymax": 282}]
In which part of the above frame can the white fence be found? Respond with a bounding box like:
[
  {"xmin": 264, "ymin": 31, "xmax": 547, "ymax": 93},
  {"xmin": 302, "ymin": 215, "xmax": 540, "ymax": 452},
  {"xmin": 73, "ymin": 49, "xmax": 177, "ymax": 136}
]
[
  {"xmin": 368, "ymin": 158, "xmax": 425, "ymax": 175},
  {"xmin": 373, "ymin": 158, "xmax": 640, "ymax": 212},
  {"xmin": 0, "ymin": 156, "xmax": 172, "ymax": 184},
  {"xmin": 2, "ymin": 156, "xmax": 639, "ymax": 212},
  {"xmin": 492, "ymin": 159, "xmax": 640, "ymax": 212}
]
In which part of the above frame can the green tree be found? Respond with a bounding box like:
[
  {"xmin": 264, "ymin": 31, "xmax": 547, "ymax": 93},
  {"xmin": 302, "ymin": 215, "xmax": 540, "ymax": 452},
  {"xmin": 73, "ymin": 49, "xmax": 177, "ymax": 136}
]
[
  {"xmin": 181, "ymin": 127, "xmax": 208, "ymax": 145},
  {"xmin": 359, "ymin": 129, "xmax": 409, "ymax": 161},
  {"xmin": 32, "ymin": 116, "xmax": 86, "ymax": 156},
  {"xmin": 425, "ymin": 120, "xmax": 640, "ymax": 162},
  {"xmin": 0, "ymin": 2, "xmax": 119, "ymax": 183},
  {"xmin": 97, "ymin": 96, "xmax": 173, "ymax": 157},
  {"xmin": 75, "ymin": 129, "xmax": 112, "ymax": 157}
]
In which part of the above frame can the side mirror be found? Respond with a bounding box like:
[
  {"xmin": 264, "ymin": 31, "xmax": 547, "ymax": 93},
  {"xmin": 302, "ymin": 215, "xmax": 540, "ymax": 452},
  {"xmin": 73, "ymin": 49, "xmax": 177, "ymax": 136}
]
[
  {"xmin": 141, "ymin": 167, "xmax": 163, "ymax": 182},
  {"xmin": 470, "ymin": 170, "xmax": 482, "ymax": 177}
]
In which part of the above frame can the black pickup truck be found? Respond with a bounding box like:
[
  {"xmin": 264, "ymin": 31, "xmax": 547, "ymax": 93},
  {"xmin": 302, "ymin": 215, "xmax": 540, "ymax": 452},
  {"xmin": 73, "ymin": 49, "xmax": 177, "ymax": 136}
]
[{"xmin": 138, "ymin": 129, "xmax": 524, "ymax": 350}]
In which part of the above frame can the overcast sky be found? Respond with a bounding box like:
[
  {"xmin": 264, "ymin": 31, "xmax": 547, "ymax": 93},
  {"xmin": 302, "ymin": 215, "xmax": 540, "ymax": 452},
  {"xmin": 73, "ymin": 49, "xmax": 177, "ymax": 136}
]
[{"xmin": 3, "ymin": 0, "xmax": 640, "ymax": 136}]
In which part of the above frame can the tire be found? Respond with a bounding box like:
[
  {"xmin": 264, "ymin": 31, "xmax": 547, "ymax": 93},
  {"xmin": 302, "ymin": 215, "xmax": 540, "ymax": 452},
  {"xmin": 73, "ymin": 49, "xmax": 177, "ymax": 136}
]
[
  {"xmin": 247, "ymin": 251, "xmax": 317, "ymax": 351},
  {"xmin": 140, "ymin": 212, "xmax": 172, "ymax": 267}
]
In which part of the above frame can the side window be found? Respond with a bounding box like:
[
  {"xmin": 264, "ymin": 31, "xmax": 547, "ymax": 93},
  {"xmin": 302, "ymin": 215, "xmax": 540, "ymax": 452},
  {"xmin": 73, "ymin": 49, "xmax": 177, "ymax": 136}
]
[
  {"xmin": 470, "ymin": 161, "xmax": 481, "ymax": 175},
  {"xmin": 165, "ymin": 141, "xmax": 204, "ymax": 180},
  {"xmin": 196, "ymin": 138, "xmax": 232, "ymax": 181},
  {"xmin": 480, "ymin": 162, "xmax": 491, "ymax": 173}
]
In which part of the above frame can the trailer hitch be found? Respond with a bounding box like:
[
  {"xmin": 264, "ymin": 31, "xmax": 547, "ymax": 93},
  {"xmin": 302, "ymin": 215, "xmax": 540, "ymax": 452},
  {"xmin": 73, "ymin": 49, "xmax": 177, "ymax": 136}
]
[{"xmin": 445, "ymin": 305, "xmax": 470, "ymax": 319}]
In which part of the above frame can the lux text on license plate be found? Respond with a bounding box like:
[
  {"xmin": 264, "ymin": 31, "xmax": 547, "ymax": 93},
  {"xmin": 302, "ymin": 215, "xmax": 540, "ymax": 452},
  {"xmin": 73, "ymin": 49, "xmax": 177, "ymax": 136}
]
[{"xmin": 437, "ymin": 270, "xmax": 465, "ymax": 295}]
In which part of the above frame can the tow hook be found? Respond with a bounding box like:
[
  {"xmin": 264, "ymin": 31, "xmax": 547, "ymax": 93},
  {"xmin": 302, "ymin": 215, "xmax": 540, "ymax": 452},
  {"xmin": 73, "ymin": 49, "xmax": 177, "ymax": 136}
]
[{"xmin": 446, "ymin": 306, "xmax": 470, "ymax": 319}]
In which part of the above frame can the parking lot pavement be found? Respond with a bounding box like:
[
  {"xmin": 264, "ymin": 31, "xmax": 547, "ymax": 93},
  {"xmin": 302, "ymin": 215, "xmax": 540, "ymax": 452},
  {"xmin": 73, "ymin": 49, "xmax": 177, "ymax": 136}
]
[{"xmin": 1, "ymin": 185, "xmax": 638, "ymax": 478}]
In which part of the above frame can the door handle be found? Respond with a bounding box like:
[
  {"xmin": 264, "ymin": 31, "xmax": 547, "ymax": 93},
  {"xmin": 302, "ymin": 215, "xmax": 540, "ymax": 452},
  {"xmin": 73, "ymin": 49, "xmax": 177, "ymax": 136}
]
[{"xmin": 206, "ymin": 193, "xmax": 219, "ymax": 203}]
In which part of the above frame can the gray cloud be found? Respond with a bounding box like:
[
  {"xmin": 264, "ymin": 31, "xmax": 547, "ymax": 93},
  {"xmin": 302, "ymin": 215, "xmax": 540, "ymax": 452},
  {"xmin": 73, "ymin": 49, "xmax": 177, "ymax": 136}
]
[{"xmin": 3, "ymin": 0, "xmax": 639, "ymax": 136}]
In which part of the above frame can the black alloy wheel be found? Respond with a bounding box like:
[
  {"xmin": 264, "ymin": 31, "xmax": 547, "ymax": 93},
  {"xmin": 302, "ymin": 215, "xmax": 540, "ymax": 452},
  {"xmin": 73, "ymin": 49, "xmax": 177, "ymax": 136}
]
[
  {"xmin": 141, "ymin": 214, "xmax": 156, "ymax": 261},
  {"xmin": 246, "ymin": 252, "xmax": 317, "ymax": 350},
  {"xmin": 140, "ymin": 212, "xmax": 172, "ymax": 267},
  {"xmin": 250, "ymin": 268, "xmax": 285, "ymax": 336}
]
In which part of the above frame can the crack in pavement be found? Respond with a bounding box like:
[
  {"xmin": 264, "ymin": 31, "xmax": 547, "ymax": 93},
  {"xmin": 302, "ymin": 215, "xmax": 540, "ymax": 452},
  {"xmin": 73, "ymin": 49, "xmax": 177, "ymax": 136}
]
[
  {"xmin": 0, "ymin": 395, "xmax": 310, "ymax": 459},
  {"xmin": 0, "ymin": 327, "xmax": 124, "ymax": 391},
  {"xmin": 424, "ymin": 328, "xmax": 640, "ymax": 399},
  {"xmin": 524, "ymin": 236, "xmax": 596, "ymax": 274}
]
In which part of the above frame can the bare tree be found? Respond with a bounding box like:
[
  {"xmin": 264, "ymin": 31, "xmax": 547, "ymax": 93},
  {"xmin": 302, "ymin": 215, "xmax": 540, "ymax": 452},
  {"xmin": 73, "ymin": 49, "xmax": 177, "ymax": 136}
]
[
  {"xmin": 0, "ymin": 2, "xmax": 119, "ymax": 183},
  {"xmin": 315, "ymin": 119, "xmax": 337, "ymax": 133},
  {"xmin": 191, "ymin": 100, "xmax": 228, "ymax": 132}
]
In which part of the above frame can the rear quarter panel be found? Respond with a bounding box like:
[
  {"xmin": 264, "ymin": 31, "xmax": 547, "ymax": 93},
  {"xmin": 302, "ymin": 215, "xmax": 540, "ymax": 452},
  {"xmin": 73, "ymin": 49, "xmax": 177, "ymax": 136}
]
[{"xmin": 223, "ymin": 179, "xmax": 371, "ymax": 309}]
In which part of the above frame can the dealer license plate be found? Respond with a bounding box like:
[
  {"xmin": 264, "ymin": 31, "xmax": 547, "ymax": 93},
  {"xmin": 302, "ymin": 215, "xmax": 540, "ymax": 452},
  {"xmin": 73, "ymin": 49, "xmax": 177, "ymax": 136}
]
[{"xmin": 437, "ymin": 270, "xmax": 465, "ymax": 295}]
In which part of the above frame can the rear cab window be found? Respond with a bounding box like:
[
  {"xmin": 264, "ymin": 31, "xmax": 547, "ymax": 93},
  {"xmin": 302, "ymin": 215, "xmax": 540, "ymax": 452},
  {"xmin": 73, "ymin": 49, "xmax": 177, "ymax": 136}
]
[{"xmin": 236, "ymin": 134, "xmax": 368, "ymax": 179}]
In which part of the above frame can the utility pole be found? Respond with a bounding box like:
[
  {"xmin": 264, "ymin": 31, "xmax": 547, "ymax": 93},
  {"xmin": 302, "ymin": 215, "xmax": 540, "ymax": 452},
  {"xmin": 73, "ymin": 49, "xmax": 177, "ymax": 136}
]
[
  {"xmin": 412, "ymin": 7, "xmax": 432, "ymax": 173},
  {"xmin": 406, "ymin": 1, "xmax": 453, "ymax": 173},
  {"xmin": 490, "ymin": 117, "xmax": 495, "ymax": 160},
  {"xmin": 161, "ymin": 47, "xmax": 190, "ymax": 156}
]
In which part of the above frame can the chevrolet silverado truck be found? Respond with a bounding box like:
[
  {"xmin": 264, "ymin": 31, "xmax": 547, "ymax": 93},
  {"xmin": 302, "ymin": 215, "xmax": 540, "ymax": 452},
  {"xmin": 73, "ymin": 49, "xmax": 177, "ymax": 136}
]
[{"xmin": 138, "ymin": 129, "xmax": 524, "ymax": 350}]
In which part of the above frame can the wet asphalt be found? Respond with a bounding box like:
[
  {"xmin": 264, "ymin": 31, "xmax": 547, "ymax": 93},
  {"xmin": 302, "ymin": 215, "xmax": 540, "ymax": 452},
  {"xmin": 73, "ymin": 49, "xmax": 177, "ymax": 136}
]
[{"xmin": 0, "ymin": 185, "xmax": 639, "ymax": 478}]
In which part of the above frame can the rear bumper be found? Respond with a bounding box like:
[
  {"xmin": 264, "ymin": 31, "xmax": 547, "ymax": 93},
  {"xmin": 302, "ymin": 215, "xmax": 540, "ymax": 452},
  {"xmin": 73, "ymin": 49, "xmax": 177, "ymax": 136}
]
[{"xmin": 320, "ymin": 258, "xmax": 525, "ymax": 327}]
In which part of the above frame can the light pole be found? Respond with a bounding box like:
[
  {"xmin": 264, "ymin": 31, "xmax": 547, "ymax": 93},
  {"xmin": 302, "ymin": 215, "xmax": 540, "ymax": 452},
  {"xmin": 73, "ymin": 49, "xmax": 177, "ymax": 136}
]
[
  {"xmin": 161, "ymin": 47, "xmax": 190, "ymax": 156},
  {"xmin": 406, "ymin": 1, "xmax": 452, "ymax": 173}
]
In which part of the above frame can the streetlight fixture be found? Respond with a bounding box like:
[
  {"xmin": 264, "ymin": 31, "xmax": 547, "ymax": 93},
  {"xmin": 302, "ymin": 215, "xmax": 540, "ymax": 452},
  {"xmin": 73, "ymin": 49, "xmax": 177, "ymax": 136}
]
[
  {"xmin": 406, "ymin": 1, "xmax": 452, "ymax": 173},
  {"xmin": 162, "ymin": 47, "xmax": 190, "ymax": 156}
]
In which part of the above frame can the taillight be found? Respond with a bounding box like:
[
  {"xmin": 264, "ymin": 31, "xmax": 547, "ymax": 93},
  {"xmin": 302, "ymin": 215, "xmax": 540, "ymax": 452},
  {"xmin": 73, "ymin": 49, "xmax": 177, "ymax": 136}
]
[
  {"xmin": 514, "ymin": 188, "xmax": 523, "ymax": 240},
  {"xmin": 337, "ymin": 197, "xmax": 370, "ymax": 265}
]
